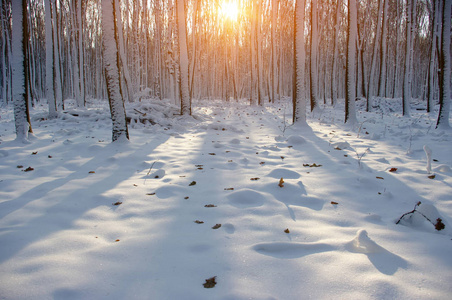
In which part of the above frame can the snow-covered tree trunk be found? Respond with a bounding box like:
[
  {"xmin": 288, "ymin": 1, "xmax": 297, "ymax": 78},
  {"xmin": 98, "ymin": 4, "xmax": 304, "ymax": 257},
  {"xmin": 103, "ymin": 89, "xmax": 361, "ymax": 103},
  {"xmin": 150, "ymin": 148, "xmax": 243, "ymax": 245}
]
[
  {"xmin": 271, "ymin": 0, "xmax": 277, "ymax": 103},
  {"xmin": 45, "ymin": 0, "xmax": 56, "ymax": 118},
  {"xmin": 402, "ymin": 0, "xmax": 414, "ymax": 117},
  {"xmin": 52, "ymin": 0, "xmax": 62, "ymax": 110},
  {"xmin": 250, "ymin": 1, "xmax": 257, "ymax": 105},
  {"xmin": 436, "ymin": 0, "xmax": 451, "ymax": 129},
  {"xmin": 102, "ymin": 0, "xmax": 129, "ymax": 142},
  {"xmin": 12, "ymin": 0, "xmax": 30, "ymax": 142},
  {"xmin": 331, "ymin": 0, "xmax": 341, "ymax": 107},
  {"xmin": 428, "ymin": 0, "xmax": 439, "ymax": 113},
  {"xmin": 77, "ymin": 0, "xmax": 85, "ymax": 106},
  {"xmin": 257, "ymin": 0, "xmax": 264, "ymax": 105},
  {"xmin": 293, "ymin": 0, "xmax": 307, "ymax": 125},
  {"xmin": 345, "ymin": 0, "xmax": 357, "ymax": 125},
  {"xmin": 176, "ymin": 0, "xmax": 190, "ymax": 115},
  {"xmin": 1, "ymin": 0, "xmax": 10, "ymax": 105},
  {"xmin": 378, "ymin": 0, "xmax": 388, "ymax": 97},
  {"xmin": 367, "ymin": 0, "xmax": 383, "ymax": 111},
  {"xmin": 310, "ymin": 0, "xmax": 318, "ymax": 112}
]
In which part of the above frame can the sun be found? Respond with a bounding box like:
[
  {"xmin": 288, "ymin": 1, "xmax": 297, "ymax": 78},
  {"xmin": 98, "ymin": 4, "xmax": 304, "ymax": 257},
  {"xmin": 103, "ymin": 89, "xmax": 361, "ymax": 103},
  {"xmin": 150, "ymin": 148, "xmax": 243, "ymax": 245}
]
[{"xmin": 220, "ymin": 0, "xmax": 239, "ymax": 22}]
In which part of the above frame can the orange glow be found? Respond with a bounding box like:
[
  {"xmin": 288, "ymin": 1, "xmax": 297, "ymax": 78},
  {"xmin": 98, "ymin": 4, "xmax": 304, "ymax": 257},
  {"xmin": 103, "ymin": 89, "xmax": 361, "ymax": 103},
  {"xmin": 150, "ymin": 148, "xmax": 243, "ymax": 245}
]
[{"xmin": 219, "ymin": 0, "xmax": 239, "ymax": 22}]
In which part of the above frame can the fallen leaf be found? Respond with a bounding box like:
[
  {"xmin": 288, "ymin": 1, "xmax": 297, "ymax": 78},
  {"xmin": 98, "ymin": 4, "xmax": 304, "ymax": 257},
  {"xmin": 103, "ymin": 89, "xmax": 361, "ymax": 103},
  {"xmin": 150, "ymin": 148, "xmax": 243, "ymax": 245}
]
[
  {"xmin": 115, "ymin": 239, "xmax": 120, "ymax": 242},
  {"xmin": 17, "ymin": 165, "xmax": 23, "ymax": 168},
  {"xmin": 133, "ymin": 184, "xmax": 138, "ymax": 186},
  {"xmin": 389, "ymin": 167, "xmax": 398, "ymax": 172},
  {"xmin": 194, "ymin": 220, "xmax": 204, "ymax": 224},
  {"xmin": 24, "ymin": 167, "xmax": 34, "ymax": 172},
  {"xmin": 48, "ymin": 155, "xmax": 52, "ymax": 158},
  {"xmin": 280, "ymin": 156, "xmax": 285, "ymax": 160},
  {"xmin": 228, "ymin": 160, "xmax": 233, "ymax": 162},
  {"xmin": 259, "ymin": 161, "xmax": 265, "ymax": 165},
  {"xmin": 184, "ymin": 196, "xmax": 189, "ymax": 199},
  {"xmin": 31, "ymin": 151, "xmax": 38, "ymax": 155},
  {"xmin": 204, "ymin": 204, "xmax": 217, "ymax": 207},
  {"xmin": 113, "ymin": 201, "xmax": 122, "ymax": 206},
  {"xmin": 310, "ymin": 163, "xmax": 322, "ymax": 167},
  {"xmin": 89, "ymin": 171, "xmax": 95, "ymax": 174},
  {"xmin": 428, "ymin": 174, "xmax": 436, "ymax": 179},
  {"xmin": 278, "ymin": 177, "xmax": 284, "ymax": 188},
  {"xmin": 225, "ymin": 151, "xmax": 230, "ymax": 153},
  {"xmin": 180, "ymin": 175, "xmax": 186, "ymax": 177},
  {"xmin": 376, "ymin": 176, "xmax": 384, "ymax": 180},
  {"xmin": 189, "ymin": 181, "xmax": 197, "ymax": 186},
  {"xmin": 212, "ymin": 224, "xmax": 222, "ymax": 229},
  {"xmin": 288, "ymin": 146, "xmax": 293, "ymax": 148},
  {"xmin": 203, "ymin": 276, "xmax": 217, "ymax": 288},
  {"xmin": 284, "ymin": 228, "xmax": 290, "ymax": 233},
  {"xmin": 334, "ymin": 147, "xmax": 342, "ymax": 150},
  {"xmin": 250, "ymin": 177, "xmax": 260, "ymax": 181},
  {"xmin": 224, "ymin": 188, "xmax": 234, "ymax": 190},
  {"xmin": 208, "ymin": 153, "xmax": 216, "ymax": 155},
  {"xmin": 331, "ymin": 201, "xmax": 339, "ymax": 205},
  {"xmin": 146, "ymin": 193, "xmax": 156, "ymax": 196},
  {"xmin": 435, "ymin": 218, "xmax": 445, "ymax": 231},
  {"xmin": 303, "ymin": 164, "xmax": 310, "ymax": 167},
  {"xmin": 433, "ymin": 159, "xmax": 438, "ymax": 162}
]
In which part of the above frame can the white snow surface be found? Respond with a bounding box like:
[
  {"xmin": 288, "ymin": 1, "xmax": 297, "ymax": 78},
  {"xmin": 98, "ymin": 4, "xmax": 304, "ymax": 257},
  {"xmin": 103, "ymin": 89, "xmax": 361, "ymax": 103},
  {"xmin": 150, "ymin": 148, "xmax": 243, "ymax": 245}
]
[{"xmin": 0, "ymin": 97, "xmax": 451, "ymax": 299}]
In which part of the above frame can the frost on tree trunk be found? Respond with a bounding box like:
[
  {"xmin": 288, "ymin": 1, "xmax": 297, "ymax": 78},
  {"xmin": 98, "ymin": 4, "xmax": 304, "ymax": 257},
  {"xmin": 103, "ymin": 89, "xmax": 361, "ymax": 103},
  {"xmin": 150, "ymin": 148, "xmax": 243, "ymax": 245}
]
[
  {"xmin": 436, "ymin": 0, "xmax": 451, "ymax": 129},
  {"xmin": 45, "ymin": 0, "xmax": 56, "ymax": 119},
  {"xmin": 345, "ymin": 0, "xmax": 357, "ymax": 125},
  {"xmin": 331, "ymin": 0, "xmax": 340, "ymax": 107},
  {"xmin": 309, "ymin": 0, "xmax": 318, "ymax": 112},
  {"xmin": 292, "ymin": 0, "xmax": 307, "ymax": 126},
  {"xmin": 250, "ymin": 1, "xmax": 257, "ymax": 106},
  {"xmin": 367, "ymin": 0, "xmax": 383, "ymax": 111},
  {"xmin": 402, "ymin": 0, "xmax": 414, "ymax": 117},
  {"xmin": 176, "ymin": 0, "xmax": 191, "ymax": 115},
  {"xmin": 12, "ymin": 0, "xmax": 30, "ymax": 142},
  {"xmin": 102, "ymin": 0, "xmax": 129, "ymax": 142},
  {"xmin": 271, "ymin": 0, "xmax": 277, "ymax": 103},
  {"xmin": 428, "ymin": 0, "xmax": 439, "ymax": 113}
]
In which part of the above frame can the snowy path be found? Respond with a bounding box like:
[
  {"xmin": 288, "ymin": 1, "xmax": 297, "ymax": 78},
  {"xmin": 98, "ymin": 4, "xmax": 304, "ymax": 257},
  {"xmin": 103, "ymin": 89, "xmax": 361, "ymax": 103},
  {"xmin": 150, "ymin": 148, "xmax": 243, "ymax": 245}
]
[{"xmin": 0, "ymin": 99, "xmax": 451, "ymax": 299}]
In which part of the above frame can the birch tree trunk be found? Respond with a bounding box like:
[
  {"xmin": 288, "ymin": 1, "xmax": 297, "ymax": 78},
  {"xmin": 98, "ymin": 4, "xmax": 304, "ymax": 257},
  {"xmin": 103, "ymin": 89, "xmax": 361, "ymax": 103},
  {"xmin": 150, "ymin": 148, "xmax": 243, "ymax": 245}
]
[
  {"xmin": 250, "ymin": 1, "xmax": 257, "ymax": 105},
  {"xmin": 436, "ymin": 0, "xmax": 451, "ymax": 128},
  {"xmin": 378, "ymin": 0, "xmax": 389, "ymax": 97},
  {"xmin": 367, "ymin": 0, "xmax": 383, "ymax": 111},
  {"xmin": 52, "ymin": 0, "xmax": 62, "ymax": 110},
  {"xmin": 271, "ymin": 0, "xmax": 277, "ymax": 103},
  {"xmin": 402, "ymin": 0, "xmax": 414, "ymax": 116},
  {"xmin": 345, "ymin": 0, "xmax": 357, "ymax": 125},
  {"xmin": 176, "ymin": 0, "xmax": 190, "ymax": 115},
  {"xmin": 310, "ymin": 0, "xmax": 318, "ymax": 112},
  {"xmin": 45, "ymin": 0, "xmax": 56, "ymax": 118},
  {"xmin": 331, "ymin": 0, "xmax": 341, "ymax": 107},
  {"xmin": 293, "ymin": 0, "xmax": 307, "ymax": 125},
  {"xmin": 257, "ymin": 0, "xmax": 264, "ymax": 105},
  {"xmin": 12, "ymin": 0, "xmax": 30, "ymax": 142},
  {"xmin": 427, "ymin": 0, "xmax": 439, "ymax": 113},
  {"xmin": 102, "ymin": 0, "xmax": 129, "ymax": 142}
]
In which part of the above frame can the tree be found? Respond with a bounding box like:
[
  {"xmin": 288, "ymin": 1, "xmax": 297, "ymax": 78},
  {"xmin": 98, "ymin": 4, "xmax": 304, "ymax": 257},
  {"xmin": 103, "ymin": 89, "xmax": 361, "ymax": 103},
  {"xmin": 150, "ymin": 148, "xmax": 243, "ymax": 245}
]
[
  {"xmin": 436, "ymin": 0, "xmax": 451, "ymax": 128},
  {"xmin": 102, "ymin": 0, "xmax": 129, "ymax": 142},
  {"xmin": 402, "ymin": 0, "xmax": 416, "ymax": 117},
  {"xmin": 293, "ymin": 0, "xmax": 307, "ymax": 125},
  {"xmin": 45, "ymin": 0, "xmax": 56, "ymax": 119},
  {"xmin": 345, "ymin": 0, "xmax": 358, "ymax": 125},
  {"xmin": 176, "ymin": 0, "xmax": 191, "ymax": 115},
  {"xmin": 330, "ymin": 0, "xmax": 341, "ymax": 107},
  {"xmin": 310, "ymin": 0, "xmax": 318, "ymax": 112}
]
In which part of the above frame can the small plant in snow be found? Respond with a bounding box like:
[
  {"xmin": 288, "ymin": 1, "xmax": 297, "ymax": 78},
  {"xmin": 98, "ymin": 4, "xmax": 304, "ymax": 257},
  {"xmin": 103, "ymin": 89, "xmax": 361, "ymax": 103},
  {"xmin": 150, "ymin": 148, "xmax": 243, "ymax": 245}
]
[
  {"xmin": 423, "ymin": 145, "xmax": 432, "ymax": 174},
  {"xmin": 278, "ymin": 105, "xmax": 292, "ymax": 136},
  {"xmin": 355, "ymin": 148, "xmax": 370, "ymax": 168},
  {"xmin": 396, "ymin": 201, "xmax": 445, "ymax": 231}
]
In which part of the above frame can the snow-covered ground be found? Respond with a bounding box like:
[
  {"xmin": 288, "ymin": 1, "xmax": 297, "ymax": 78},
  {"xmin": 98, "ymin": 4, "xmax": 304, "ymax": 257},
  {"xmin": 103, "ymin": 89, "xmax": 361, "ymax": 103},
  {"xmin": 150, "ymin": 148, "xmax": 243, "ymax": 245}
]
[{"xmin": 0, "ymin": 97, "xmax": 451, "ymax": 299}]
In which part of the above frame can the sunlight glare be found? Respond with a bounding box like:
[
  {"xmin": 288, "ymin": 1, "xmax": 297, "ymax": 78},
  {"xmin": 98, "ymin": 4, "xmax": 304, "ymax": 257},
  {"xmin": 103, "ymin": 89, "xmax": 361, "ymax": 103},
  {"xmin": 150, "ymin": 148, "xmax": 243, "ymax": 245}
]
[{"xmin": 220, "ymin": 0, "xmax": 239, "ymax": 22}]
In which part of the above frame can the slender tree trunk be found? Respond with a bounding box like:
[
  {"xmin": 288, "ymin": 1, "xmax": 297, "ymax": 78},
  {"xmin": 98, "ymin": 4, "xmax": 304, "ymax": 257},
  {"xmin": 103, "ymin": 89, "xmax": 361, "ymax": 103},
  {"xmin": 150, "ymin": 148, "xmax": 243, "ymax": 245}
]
[
  {"xmin": 403, "ymin": 0, "xmax": 414, "ymax": 116},
  {"xmin": 331, "ymin": 0, "xmax": 340, "ymax": 107},
  {"xmin": 378, "ymin": 0, "xmax": 388, "ymax": 97},
  {"xmin": 367, "ymin": 0, "xmax": 383, "ymax": 111},
  {"xmin": 52, "ymin": 0, "xmax": 62, "ymax": 110},
  {"xmin": 257, "ymin": 0, "xmax": 264, "ymax": 105},
  {"xmin": 345, "ymin": 0, "xmax": 357, "ymax": 125},
  {"xmin": 250, "ymin": 1, "xmax": 257, "ymax": 105},
  {"xmin": 12, "ymin": 0, "xmax": 30, "ymax": 141},
  {"xmin": 436, "ymin": 0, "xmax": 451, "ymax": 128},
  {"xmin": 102, "ymin": 0, "xmax": 129, "ymax": 142},
  {"xmin": 271, "ymin": 0, "xmax": 277, "ymax": 103},
  {"xmin": 176, "ymin": 0, "xmax": 190, "ymax": 115},
  {"xmin": 428, "ymin": 0, "xmax": 439, "ymax": 113},
  {"xmin": 293, "ymin": 0, "xmax": 307, "ymax": 125},
  {"xmin": 45, "ymin": 0, "xmax": 56, "ymax": 118},
  {"xmin": 310, "ymin": 0, "xmax": 318, "ymax": 112}
]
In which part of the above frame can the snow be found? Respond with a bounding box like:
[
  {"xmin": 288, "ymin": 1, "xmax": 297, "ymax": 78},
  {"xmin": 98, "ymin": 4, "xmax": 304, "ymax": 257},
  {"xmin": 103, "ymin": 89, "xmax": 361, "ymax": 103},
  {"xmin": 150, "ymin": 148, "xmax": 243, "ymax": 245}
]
[{"xmin": 0, "ymin": 97, "xmax": 451, "ymax": 299}]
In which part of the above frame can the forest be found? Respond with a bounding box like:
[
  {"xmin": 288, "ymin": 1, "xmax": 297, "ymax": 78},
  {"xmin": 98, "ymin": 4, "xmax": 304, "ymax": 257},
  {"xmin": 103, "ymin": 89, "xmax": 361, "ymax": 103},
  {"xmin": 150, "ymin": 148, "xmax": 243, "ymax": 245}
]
[{"xmin": 1, "ymin": 0, "xmax": 451, "ymax": 140}]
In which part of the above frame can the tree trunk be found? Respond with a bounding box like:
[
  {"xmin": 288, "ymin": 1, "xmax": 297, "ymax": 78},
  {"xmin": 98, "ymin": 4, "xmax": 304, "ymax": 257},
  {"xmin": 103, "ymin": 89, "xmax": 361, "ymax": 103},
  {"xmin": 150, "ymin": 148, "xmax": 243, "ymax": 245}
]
[
  {"xmin": 293, "ymin": 0, "xmax": 307, "ymax": 125},
  {"xmin": 428, "ymin": 0, "xmax": 439, "ymax": 113},
  {"xmin": 345, "ymin": 0, "xmax": 357, "ymax": 125},
  {"xmin": 367, "ymin": 0, "xmax": 383, "ymax": 111},
  {"xmin": 331, "ymin": 0, "xmax": 340, "ymax": 107},
  {"xmin": 45, "ymin": 0, "xmax": 56, "ymax": 118},
  {"xmin": 102, "ymin": 0, "xmax": 129, "ymax": 142},
  {"xmin": 436, "ymin": 0, "xmax": 451, "ymax": 128},
  {"xmin": 378, "ymin": 0, "xmax": 388, "ymax": 97},
  {"xmin": 176, "ymin": 0, "xmax": 190, "ymax": 115},
  {"xmin": 310, "ymin": 0, "xmax": 318, "ymax": 112}
]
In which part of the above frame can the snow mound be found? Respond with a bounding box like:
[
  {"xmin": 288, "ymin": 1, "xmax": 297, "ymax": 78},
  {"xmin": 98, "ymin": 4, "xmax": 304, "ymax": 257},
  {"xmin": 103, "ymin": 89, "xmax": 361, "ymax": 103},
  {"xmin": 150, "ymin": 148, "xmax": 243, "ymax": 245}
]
[
  {"xmin": 286, "ymin": 135, "xmax": 306, "ymax": 145},
  {"xmin": 227, "ymin": 189, "xmax": 266, "ymax": 208},
  {"xmin": 267, "ymin": 168, "xmax": 301, "ymax": 179},
  {"xmin": 398, "ymin": 202, "xmax": 451, "ymax": 234},
  {"xmin": 230, "ymin": 138, "xmax": 241, "ymax": 144},
  {"xmin": 274, "ymin": 135, "xmax": 285, "ymax": 142},
  {"xmin": 346, "ymin": 229, "xmax": 383, "ymax": 254},
  {"xmin": 332, "ymin": 141, "xmax": 351, "ymax": 149},
  {"xmin": 253, "ymin": 242, "xmax": 335, "ymax": 259},
  {"xmin": 434, "ymin": 164, "xmax": 452, "ymax": 173}
]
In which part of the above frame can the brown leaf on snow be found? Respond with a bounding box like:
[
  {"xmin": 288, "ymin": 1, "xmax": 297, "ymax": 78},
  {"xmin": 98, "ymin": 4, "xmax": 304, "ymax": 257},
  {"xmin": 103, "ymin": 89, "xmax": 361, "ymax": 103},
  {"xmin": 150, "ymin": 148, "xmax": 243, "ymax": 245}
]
[
  {"xmin": 194, "ymin": 220, "xmax": 204, "ymax": 224},
  {"xmin": 24, "ymin": 167, "xmax": 34, "ymax": 172},
  {"xmin": 389, "ymin": 167, "xmax": 398, "ymax": 172},
  {"xmin": 428, "ymin": 174, "xmax": 436, "ymax": 179},
  {"xmin": 334, "ymin": 147, "xmax": 342, "ymax": 150},
  {"xmin": 435, "ymin": 218, "xmax": 445, "ymax": 231},
  {"xmin": 184, "ymin": 196, "xmax": 189, "ymax": 199},
  {"xmin": 250, "ymin": 177, "xmax": 260, "ymax": 181},
  {"xmin": 259, "ymin": 161, "xmax": 265, "ymax": 165},
  {"xmin": 189, "ymin": 181, "xmax": 197, "ymax": 186},
  {"xmin": 208, "ymin": 153, "xmax": 216, "ymax": 155},
  {"xmin": 224, "ymin": 188, "xmax": 234, "ymax": 190},
  {"xmin": 284, "ymin": 228, "xmax": 290, "ymax": 233},
  {"xmin": 204, "ymin": 204, "xmax": 217, "ymax": 207},
  {"xmin": 278, "ymin": 177, "xmax": 284, "ymax": 188},
  {"xmin": 112, "ymin": 202, "xmax": 122, "ymax": 206},
  {"xmin": 17, "ymin": 165, "xmax": 24, "ymax": 169},
  {"xmin": 89, "ymin": 171, "xmax": 95, "ymax": 174},
  {"xmin": 331, "ymin": 201, "xmax": 339, "ymax": 205},
  {"xmin": 376, "ymin": 176, "xmax": 384, "ymax": 180},
  {"xmin": 32, "ymin": 151, "xmax": 38, "ymax": 155},
  {"xmin": 115, "ymin": 239, "xmax": 120, "ymax": 242},
  {"xmin": 203, "ymin": 276, "xmax": 217, "ymax": 288},
  {"xmin": 212, "ymin": 224, "xmax": 222, "ymax": 229},
  {"xmin": 146, "ymin": 193, "xmax": 156, "ymax": 196}
]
